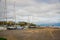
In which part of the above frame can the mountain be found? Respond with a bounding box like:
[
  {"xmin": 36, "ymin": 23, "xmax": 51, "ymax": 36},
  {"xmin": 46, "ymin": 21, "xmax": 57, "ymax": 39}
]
[
  {"xmin": 52, "ymin": 23, "xmax": 60, "ymax": 26},
  {"xmin": 36, "ymin": 23, "xmax": 60, "ymax": 26}
]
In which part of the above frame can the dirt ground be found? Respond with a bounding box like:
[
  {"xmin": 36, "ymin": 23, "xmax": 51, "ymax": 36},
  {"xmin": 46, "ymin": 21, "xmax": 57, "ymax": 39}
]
[{"xmin": 0, "ymin": 28, "xmax": 60, "ymax": 40}]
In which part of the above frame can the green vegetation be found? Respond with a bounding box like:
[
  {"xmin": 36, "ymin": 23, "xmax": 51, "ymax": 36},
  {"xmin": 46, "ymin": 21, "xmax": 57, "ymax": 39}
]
[
  {"xmin": 0, "ymin": 38, "xmax": 7, "ymax": 40},
  {"xmin": 18, "ymin": 22, "xmax": 28, "ymax": 26},
  {"xmin": 0, "ymin": 21, "xmax": 37, "ymax": 27}
]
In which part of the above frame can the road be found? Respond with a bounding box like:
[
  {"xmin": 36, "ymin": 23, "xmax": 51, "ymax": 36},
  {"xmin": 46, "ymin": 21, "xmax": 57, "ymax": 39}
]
[{"xmin": 0, "ymin": 28, "xmax": 60, "ymax": 40}]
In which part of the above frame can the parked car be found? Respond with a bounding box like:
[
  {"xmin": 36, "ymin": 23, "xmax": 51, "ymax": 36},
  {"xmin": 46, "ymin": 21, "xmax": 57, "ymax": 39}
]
[
  {"xmin": 7, "ymin": 26, "xmax": 16, "ymax": 30},
  {"xmin": 16, "ymin": 26, "xmax": 24, "ymax": 30},
  {"xmin": 0, "ymin": 27, "xmax": 7, "ymax": 30},
  {"xmin": 29, "ymin": 26, "xmax": 36, "ymax": 28}
]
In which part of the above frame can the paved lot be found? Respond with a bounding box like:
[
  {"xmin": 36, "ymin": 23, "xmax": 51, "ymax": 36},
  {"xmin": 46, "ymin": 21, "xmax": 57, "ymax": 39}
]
[{"xmin": 0, "ymin": 28, "xmax": 60, "ymax": 40}]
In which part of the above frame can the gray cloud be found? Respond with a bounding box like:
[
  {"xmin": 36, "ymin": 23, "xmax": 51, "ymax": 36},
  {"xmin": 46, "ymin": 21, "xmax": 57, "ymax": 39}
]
[
  {"xmin": 35, "ymin": 0, "xmax": 60, "ymax": 4},
  {"xmin": 0, "ymin": 0, "xmax": 60, "ymax": 23}
]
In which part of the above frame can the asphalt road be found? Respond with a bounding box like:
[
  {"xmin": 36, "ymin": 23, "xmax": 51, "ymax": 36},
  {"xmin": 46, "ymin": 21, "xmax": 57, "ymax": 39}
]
[{"xmin": 0, "ymin": 28, "xmax": 60, "ymax": 40}]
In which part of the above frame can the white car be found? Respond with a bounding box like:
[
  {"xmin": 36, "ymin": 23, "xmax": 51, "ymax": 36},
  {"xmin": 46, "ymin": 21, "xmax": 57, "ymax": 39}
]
[
  {"xmin": 0, "ymin": 27, "xmax": 7, "ymax": 30},
  {"xmin": 7, "ymin": 26, "xmax": 16, "ymax": 30},
  {"xmin": 16, "ymin": 26, "xmax": 23, "ymax": 30}
]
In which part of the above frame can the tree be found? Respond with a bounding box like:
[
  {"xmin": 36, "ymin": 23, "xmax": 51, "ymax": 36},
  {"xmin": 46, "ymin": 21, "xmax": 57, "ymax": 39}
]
[
  {"xmin": 30, "ymin": 23, "xmax": 36, "ymax": 26},
  {"xmin": 7, "ymin": 21, "xmax": 15, "ymax": 26},
  {"xmin": 18, "ymin": 22, "xmax": 27, "ymax": 26}
]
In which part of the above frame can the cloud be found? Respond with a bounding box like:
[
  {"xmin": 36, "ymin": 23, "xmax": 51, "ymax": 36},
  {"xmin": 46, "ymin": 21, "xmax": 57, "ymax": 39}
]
[
  {"xmin": 0, "ymin": 0, "xmax": 60, "ymax": 23},
  {"xmin": 35, "ymin": 0, "xmax": 60, "ymax": 4}
]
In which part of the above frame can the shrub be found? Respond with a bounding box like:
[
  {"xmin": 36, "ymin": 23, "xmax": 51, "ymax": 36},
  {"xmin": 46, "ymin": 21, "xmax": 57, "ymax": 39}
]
[{"xmin": 0, "ymin": 38, "xmax": 7, "ymax": 40}]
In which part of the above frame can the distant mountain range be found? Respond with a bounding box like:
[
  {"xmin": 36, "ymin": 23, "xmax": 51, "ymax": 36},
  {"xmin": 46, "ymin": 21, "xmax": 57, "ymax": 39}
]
[{"xmin": 37, "ymin": 23, "xmax": 60, "ymax": 26}]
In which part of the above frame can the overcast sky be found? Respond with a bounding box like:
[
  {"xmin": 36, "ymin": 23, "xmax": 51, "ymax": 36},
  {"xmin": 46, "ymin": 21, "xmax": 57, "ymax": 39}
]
[{"xmin": 0, "ymin": 0, "xmax": 60, "ymax": 24}]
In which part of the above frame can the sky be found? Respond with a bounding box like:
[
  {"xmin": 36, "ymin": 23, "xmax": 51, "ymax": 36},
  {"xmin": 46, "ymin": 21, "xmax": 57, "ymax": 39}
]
[{"xmin": 0, "ymin": 0, "xmax": 60, "ymax": 24}]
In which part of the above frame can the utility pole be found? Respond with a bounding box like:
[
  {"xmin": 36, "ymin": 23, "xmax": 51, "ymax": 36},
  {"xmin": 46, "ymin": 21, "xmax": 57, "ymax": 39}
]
[
  {"xmin": 3, "ymin": 0, "xmax": 7, "ymax": 27},
  {"xmin": 27, "ymin": 16, "xmax": 30, "ymax": 28},
  {"xmin": 5, "ymin": 0, "xmax": 7, "ymax": 26},
  {"xmin": 14, "ymin": 1, "xmax": 16, "ymax": 27}
]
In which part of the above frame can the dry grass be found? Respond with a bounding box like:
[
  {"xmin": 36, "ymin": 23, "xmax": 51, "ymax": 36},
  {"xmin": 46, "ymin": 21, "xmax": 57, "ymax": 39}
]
[{"xmin": 0, "ymin": 27, "xmax": 60, "ymax": 40}]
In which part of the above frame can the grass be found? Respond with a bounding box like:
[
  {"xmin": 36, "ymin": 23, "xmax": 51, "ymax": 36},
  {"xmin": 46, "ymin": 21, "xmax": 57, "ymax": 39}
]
[{"xmin": 0, "ymin": 38, "xmax": 7, "ymax": 40}]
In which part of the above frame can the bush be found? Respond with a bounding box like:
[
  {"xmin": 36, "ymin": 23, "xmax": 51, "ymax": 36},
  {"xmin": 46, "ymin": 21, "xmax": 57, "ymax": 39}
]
[{"xmin": 0, "ymin": 38, "xmax": 7, "ymax": 40}]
